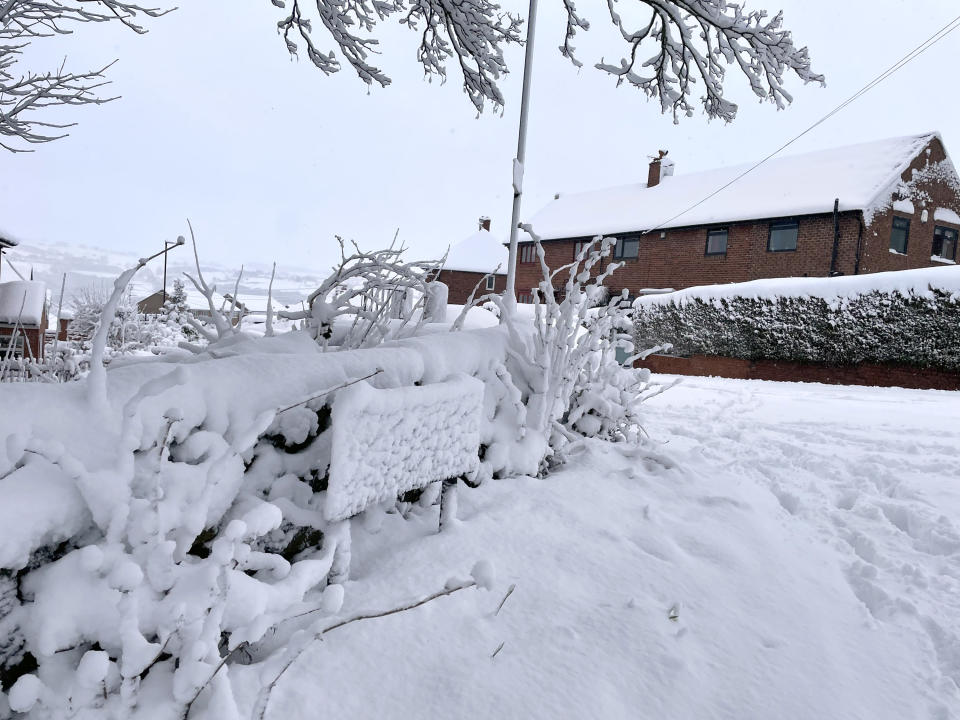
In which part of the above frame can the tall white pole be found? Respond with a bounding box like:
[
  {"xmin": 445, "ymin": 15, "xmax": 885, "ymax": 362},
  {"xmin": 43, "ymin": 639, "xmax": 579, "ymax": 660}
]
[{"xmin": 504, "ymin": 0, "xmax": 539, "ymax": 306}]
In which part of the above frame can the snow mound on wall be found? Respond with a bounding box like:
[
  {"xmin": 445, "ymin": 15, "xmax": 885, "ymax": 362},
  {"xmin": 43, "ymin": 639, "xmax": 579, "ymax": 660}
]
[
  {"xmin": 0, "ymin": 280, "xmax": 46, "ymax": 325},
  {"xmin": 935, "ymin": 207, "xmax": 960, "ymax": 225},
  {"xmin": 326, "ymin": 374, "xmax": 484, "ymax": 521},
  {"xmin": 527, "ymin": 133, "xmax": 937, "ymax": 239},
  {"xmin": 0, "ymin": 460, "xmax": 91, "ymax": 570},
  {"xmin": 634, "ymin": 266, "xmax": 960, "ymax": 308}
]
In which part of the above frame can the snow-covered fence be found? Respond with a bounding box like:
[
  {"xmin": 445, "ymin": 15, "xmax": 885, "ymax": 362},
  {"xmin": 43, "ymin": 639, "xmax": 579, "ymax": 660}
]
[{"xmin": 633, "ymin": 267, "xmax": 960, "ymax": 370}]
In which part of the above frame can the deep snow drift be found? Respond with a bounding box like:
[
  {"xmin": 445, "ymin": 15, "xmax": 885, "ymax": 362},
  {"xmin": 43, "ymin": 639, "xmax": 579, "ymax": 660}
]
[{"xmin": 241, "ymin": 376, "xmax": 960, "ymax": 720}]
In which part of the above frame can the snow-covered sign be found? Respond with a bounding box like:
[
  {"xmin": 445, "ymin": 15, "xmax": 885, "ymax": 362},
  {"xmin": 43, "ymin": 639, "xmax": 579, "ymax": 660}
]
[{"xmin": 326, "ymin": 375, "xmax": 484, "ymax": 522}]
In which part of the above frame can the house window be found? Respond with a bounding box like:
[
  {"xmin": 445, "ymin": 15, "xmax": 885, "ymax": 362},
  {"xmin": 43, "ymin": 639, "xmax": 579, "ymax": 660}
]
[
  {"xmin": 485, "ymin": 275, "xmax": 496, "ymax": 291},
  {"xmin": 574, "ymin": 240, "xmax": 589, "ymax": 259},
  {"xmin": 768, "ymin": 221, "xmax": 799, "ymax": 252},
  {"xmin": 890, "ymin": 217, "xmax": 910, "ymax": 254},
  {"xmin": 705, "ymin": 228, "xmax": 728, "ymax": 256},
  {"xmin": 933, "ymin": 225, "xmax": 958, "ymax": 261},
  {"xmin": 518, "ymin": 292, "xmax": 533, "ymax": 304},
  {"xmin": 614, "ymin": 236, "xmax": 640, "ymax": 259},
  {"xmin": 519, "ymin": 244, "xmax": 537, "ymax": 264}
]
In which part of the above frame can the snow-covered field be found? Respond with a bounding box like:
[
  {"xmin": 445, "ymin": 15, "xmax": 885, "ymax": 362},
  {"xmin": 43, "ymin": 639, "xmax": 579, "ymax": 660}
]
[{"xmin": 243, "ymin": 376, "xmax": 960, "ymax": 720}]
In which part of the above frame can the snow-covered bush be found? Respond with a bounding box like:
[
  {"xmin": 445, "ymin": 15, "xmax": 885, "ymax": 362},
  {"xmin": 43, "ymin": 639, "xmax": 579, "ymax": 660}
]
[
  {"xmin": 0, "ymin": 227, "xmax": 666, "ymax": 714},
  {"xmin": 0, "ymin": 322, "xmax": 533, "ymax": 716},
  {"xmin": 279, "ymin": 238, "xmax": 444, "ymax": 351},
  {"xmin": 633, "ymin": 268, "xmax": 960, "ymax": 370},
  {"xmin": 461, "ymin": 227, "xmax": 666, "ymax": 470},
  {"xmin": 68, "ymin": 285, "xmax": 144, "ymax": 351}
]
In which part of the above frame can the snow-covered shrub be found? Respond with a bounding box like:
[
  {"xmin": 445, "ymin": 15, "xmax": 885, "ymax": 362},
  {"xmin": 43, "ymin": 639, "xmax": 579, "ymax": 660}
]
[
  {"xmin": 633, "ymin": 269, "xmax": 960, "ymax": 370},
  {"xmin": 461, "ymin": 227, "xmax": 665, "ymax": 470},
  {"xmin": 0, "ymin": 321, "xmax": 533, "ymax": 716},
  {"xmin": 69, "ymin": 285, "xmax": 142, "ymax": 350},
  {"xmin": 279, "ymin": 238, "xmax": 444, "ymax": 351},
  {"xmin": 158, "ymin": 279, "xmax": 199, "ymax": 342}
]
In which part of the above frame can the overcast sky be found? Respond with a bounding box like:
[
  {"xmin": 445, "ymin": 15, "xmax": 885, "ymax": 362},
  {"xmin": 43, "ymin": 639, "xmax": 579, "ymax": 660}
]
[{"xmin": 2, "ymin": 0, "xmax": 957, "ymax": 271}]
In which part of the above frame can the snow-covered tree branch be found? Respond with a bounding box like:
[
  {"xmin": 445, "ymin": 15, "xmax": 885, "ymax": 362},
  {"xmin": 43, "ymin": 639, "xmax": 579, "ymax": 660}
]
[
  {"xmin": 274, "ymin": 0, "xmax": 523, "ymax": 112},
  {"xmin": 280, "ymin": 237, "xmax": 445, "ymax": 350},
  {"xmin": 271, "ymin": 0, "xmax": 821, "ymax": 118},
  {"xmin": 591, "ymin": 0, "xmax": 823, "ymax": 122},
  {"xmin": 0, "ymin": 0, "xmax": 169, "ymax": 151}
]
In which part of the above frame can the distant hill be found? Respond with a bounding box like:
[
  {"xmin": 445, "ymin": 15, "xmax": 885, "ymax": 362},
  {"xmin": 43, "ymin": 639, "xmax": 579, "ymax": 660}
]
[{"xmin": 1, "ymin": 239, "xmax": 327, "ymax": 312}]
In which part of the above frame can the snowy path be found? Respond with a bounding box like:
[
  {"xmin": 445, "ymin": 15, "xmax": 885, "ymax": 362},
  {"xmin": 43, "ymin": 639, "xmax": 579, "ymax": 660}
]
[
  {"xmin": 652, "ymin": 377, "xmax": 960, "ymax": 715},
  {"xmin": 237, "ymin": 377, "xmax": 960, "ymax": 720}
]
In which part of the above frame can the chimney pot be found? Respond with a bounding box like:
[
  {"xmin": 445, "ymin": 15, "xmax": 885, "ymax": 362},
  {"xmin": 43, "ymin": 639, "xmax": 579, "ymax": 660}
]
[
  {"xmin": 479, "ymin": 216, "xmax": 491, "ymax": 232},
  {"xmin": 647, "ymin": 149, "xmax": 670, "ymax": 188}
]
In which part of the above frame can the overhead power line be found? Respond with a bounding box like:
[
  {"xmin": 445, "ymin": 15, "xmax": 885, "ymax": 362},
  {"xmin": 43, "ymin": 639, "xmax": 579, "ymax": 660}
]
[{"xmin": 644, "ymin": 13, "xmax": 960, "ymax": 234}]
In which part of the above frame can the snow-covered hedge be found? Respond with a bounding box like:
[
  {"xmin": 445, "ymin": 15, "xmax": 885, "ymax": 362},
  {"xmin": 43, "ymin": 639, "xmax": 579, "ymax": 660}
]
[
  {"xmin": 0, "ymin": 224, "xmax": 666, "ymax": 716},
  {"xmin": 0, "ymin": 326, "xmax": 543, "ymax": 718},
  {"xmin": 633, "ymin": 267, "xmax": 960, "ymax": 370}
]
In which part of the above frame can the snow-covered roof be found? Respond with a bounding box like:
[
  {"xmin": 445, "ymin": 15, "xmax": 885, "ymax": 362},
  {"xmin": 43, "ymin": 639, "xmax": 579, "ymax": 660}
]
[
  {"xmin": 527, "ymin": 133, "xmax": 941, "ymax": 240},
  {"xmin": 444, "ymin": 229, "xmax": 508, "ymax": 274},
  {"xmin": 0, "ymin": 280, "xmax": 46, "ymax": 325}
]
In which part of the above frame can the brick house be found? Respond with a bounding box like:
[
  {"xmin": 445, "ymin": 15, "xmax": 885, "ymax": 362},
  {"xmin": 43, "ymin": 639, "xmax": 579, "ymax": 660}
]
[
  {"xmin": 517, "ymin": 133, "xmax": 960, "ymax": 302},
  {"xmin": 0, "ymin": 280, "xmax": 49, "ymax": 359},
  {"xmin": 435, "ymin": 218, "xmax": 508, "ymax": 304}
]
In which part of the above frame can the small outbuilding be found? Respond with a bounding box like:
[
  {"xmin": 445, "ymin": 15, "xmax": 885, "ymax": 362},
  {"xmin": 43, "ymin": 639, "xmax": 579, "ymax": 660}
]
[
  {"xmin": 436, "ymin": 218, "xmax": 509, "ymax": 304},
  {"xmin": 0, "ymin": 280, "xmax": 49, "ymax": 359}
]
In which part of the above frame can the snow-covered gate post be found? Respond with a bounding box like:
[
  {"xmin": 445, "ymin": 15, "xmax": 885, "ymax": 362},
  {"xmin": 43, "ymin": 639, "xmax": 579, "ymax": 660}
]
[{"xmin": 324, "ymin": 374, "xmax": 485, "ymax": 582}]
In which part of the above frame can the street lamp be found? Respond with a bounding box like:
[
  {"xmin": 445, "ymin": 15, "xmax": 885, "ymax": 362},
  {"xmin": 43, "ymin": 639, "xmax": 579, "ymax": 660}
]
[
  {"xmin": 162, "ymin": 238, "xmax": 182, "ymax": 305},
  {"xmin": 504, "ymin": 0, "xmax": 540, "ymax": 306}
]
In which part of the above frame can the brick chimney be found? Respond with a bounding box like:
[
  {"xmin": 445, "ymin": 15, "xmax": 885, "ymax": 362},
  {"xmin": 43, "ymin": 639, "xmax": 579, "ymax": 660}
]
[
  {"xmin": 479, "ymin": 216, "xmax": 491, "ymax": 231},
  {"xmin": 647, "ymin": 150, "xmax": 670, "ymax": 188}
]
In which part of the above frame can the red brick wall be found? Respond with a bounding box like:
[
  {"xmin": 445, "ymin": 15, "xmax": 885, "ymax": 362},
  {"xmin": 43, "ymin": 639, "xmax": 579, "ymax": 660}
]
[
  {"xmin": 514, "ymin": 212, "xmax": 862, "ymax": 298},
  {"xmin": 859, "ymin": 137, "xmax": 960, "ymax": 274},
  {"xmin": 436, "ymin": 270, "xmax": 504, "ymax": 305},
  {"xmin": 0, "ymin": 326, "xmax": 44, "ymax": 359},
  {"xmin": 642, "ymin": 354, "xmax": 960, "ymax": 391}
]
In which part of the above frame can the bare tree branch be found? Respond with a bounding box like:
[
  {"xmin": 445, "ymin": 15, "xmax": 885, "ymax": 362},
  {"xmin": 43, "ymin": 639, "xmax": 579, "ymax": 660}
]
[{"xmin": 0, "ymin": 0, "xmax": 171, "ymax": 151}]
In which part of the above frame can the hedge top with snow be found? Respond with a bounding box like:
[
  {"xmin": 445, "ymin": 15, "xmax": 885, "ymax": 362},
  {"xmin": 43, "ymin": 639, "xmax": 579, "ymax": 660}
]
[
  {"xmin": 526, "ymin": 133, "xmax": 941, "ymax": 240},
  {"xmin": 632, "ymin": 267, "xmax": 960, "ymax": 371},
  {"xmin": 633, "ymin": 266, "xmax": 960, "ymax": 309}
]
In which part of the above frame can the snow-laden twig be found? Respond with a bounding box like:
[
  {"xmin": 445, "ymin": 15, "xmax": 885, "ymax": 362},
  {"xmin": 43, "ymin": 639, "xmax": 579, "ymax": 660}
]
[
  {"xmin": 494, "ymin": 582, "xmax": 516, "ymax": 616},
  {"xmin": 0, "ymin": 291, "xmax": 26, "ymax": 381},
  {"xmin": 265, "ymin": 262, "xmax": 276, "ymax": 337},
  {"xmin": 274, "ymin": 368, "xmax": 383, "ymax": 414},
  {"xmin": 251, "ymin": 577, "xmax": 480, "ymax": 720},
  {"xmin": 87, "ymin": 236, "xmax": 184, "ymax": 406}
]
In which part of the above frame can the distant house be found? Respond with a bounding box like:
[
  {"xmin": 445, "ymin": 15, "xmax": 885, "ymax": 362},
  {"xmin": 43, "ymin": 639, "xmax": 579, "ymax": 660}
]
[
  {"xmin": 138, "ymin": 288, "xmax": 241, "ymax": 321},
  {"xmin": 0, "ymin": 280, "xmax": 48, "ymax": 359},
  {"xmin": 138, "ymin": 288, "xmax": 292, "ymax": 325},
  {"xmin": 518, "ymin": 133, "xmax": 960, "ymax": 302},
  {"xmin": 436, "ymin": 218, "xmax": 509, "ymax": 304}
]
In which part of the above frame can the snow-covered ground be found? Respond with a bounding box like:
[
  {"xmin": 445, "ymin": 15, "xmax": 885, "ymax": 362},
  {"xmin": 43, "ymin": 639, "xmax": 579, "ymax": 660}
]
[{"xmin": 241, "ymin": 376, "xmax": 960, "ymax": 720}]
